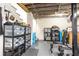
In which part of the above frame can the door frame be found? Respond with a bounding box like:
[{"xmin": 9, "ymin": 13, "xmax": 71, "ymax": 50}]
[{"xmin": 0, "ymin": 7, "xmax": 3, "ymax": 35}]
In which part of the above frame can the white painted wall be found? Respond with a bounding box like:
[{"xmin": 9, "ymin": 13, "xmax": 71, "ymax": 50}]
[
  {"xmin": 36, "ymin": 16, "xmax": 79, "ymax": 40},
  {"xmin": 0, "ymin": 4, "xmax": 17, "ymax": 24},
  {"xmin": 77, "ymin": 18, "xmax": 79, "ymax": 25},
  {"xmin": 0, "ymin": 3, "xmax": 27, "ymax": 24},
  {"xmin": 27, "ymin": 12, "xmax": 37, "ymax": 45},
  {"xmin": 36, "ymin": 17, "xmax": 69, "ymax": 40},
  {"xmin": 27, "ymin": 12, "xmax": 37, "ymax": 32},
  {"xmin": 11, "ymin": 4, "xmax": 28, "ymax": 23},
  {"xmin": 27, "ymin": 12, "xmax": 33, "ymax": 28},
  {"xmin": 67, "ymin": 17, "xmax": 79, "ymax": 27}
]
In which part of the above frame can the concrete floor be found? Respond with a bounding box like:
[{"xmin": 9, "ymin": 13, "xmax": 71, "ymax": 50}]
[
  {"xmin": 34, "ymin": 41, "xmax": 59, "ymax": 56},
  {"xmin": 35, "ymin": 41, "xmax": 51, "ymax": 56}
]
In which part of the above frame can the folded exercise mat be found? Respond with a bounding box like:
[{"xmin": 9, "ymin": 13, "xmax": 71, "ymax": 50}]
[
  {"xmin": 77, "ymin": 32, "xmax": 79, "ymax": 45},
  {"xmin": 59, "ymin": 31, "xmax": 62, "ymax": 44},
  {"xmin": 68, "ymin": 32, "xmax": 79, "ymax": 47},
  {"xmin": 68, "ymin": 32, "xmax": 72, "ymax": 47}
]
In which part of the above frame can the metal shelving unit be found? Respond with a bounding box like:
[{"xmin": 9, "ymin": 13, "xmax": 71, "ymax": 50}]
[
  {"xmin": 51, "ymin": 26, "xmax": 59, "ymax": 43},
  {"xmin": 44, "ymin": 28, "xmax": 51, "ymax": 41},
  {"xmin": 3, "ymin": 22, "xmax": 31, "ymax": 56},
  {"xmin": 25, "ymin": 26, "xmax": 31, "ymax": 50}
]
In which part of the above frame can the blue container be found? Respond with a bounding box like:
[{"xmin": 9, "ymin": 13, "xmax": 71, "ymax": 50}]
[{"xmin": 32, "ymin": 32, "xmax": 36, "ymax": 45}]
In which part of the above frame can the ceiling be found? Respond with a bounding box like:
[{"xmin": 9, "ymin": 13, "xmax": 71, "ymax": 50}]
[{"xmin": 18, "ymin": 3, "xmax": 79, "ymax": 19}]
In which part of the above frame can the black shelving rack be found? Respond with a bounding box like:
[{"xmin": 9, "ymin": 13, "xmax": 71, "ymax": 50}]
[
  {"xmin": 25, "ymin": 26, "xmax": 31, "ymax": 50},
  {"xmin": 51, "ymin": 26, "xmax": 59, "ymax": 43},
  {"xmin": 44, "ymin": 28, "xmax": 51, "ymax": 41},
  {"xmin": 3, "ymin": 22, "xmax": 31, "ymax": 56}
]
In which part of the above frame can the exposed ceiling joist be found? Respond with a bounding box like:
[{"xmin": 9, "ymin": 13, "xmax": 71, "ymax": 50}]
[
  {"xmin": 30, "ymin": 7, "xmax": 58, "ymax": 11},
  {"xmin": 28, "ymin": 5, "xmax": 59, "ymax": 9},
  {"xmin": 18, "ymin": 3, "xmax": 79, "ymax": 19},
  {"xmin": 35, "ymin": 15, "xmax": 69, "ymax": 19},
  {"xmin": 32, "ymin": 9, "xmax": 58, "ymax": 13},
  {"xmin": 35, "ymin": 12, "xmax": 55, "ymax": 15},
  {"xmin": 18, "ymin": 3, "xmax": 30, "ymax": 12},
  {"xmin": 25, "ymin": 3, "xmax": 59, "ymax": 7}
]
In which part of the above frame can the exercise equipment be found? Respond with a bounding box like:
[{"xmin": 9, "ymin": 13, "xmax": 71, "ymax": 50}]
[
  {"xmin": 51, "ymin": 26, "xmax": 59, "ymax": 43},
  {"xmin": 58, "ymin": 45, "xmax": 64, "ymax": 56},
  {"xmin": 50, "ymin": 42, "xmax": 53, "ymax": 53},
  {"xmin": 57, "ymin": 44, "xmax": 72, "ymax": 56}
]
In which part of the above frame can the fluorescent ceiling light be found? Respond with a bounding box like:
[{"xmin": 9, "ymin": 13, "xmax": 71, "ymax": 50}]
[
  {"xmin": 74, "ymin": 13, "xmax": 77, "ymax": 18},
  {"xmin": 48, "ymin": 13, "xmax": 68, "ymax": 17},
  {"xmin": 56, "ymin": 13, "xmax": 64, "ymax": 16},
  {"xmin": 77, "ymin": 11, "xmax": 79, "ymax": 15}
]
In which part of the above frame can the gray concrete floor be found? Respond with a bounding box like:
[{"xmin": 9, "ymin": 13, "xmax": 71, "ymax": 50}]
[
  {"xmin": 34, "ymin": 41, "xmax": 58, "ymax": 56},
  {"xmin": 34, "ymin": 41, "xmax": 51, "ymax": 56},
  {"xmin": 22, "ymin": 41, "xmax": 54, "ymax": 56}
]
